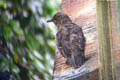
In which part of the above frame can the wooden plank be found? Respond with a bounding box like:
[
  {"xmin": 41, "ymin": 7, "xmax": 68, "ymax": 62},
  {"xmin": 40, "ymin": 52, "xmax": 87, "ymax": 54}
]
[
  {"xmin": 116, "ymin": 0, "xmax": 120, "ymax": 80},
  {"xmin": 96, "ymin": 0, "xmax": 116, "ymax": 80},
  {"xmin": 53, "ymin": 54, "xmax": 98, "ymax": 80},
  {"xmin": 116, "ymin": 0, "xmax": 120, "ymax": 35}
]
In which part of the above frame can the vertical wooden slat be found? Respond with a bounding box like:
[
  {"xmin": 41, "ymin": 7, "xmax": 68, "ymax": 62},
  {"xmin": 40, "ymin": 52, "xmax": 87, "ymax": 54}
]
[
  {"xmin": 96, "ymin": 0, "xmax": 116, "ymax": 80},
  {"xmin": 116, "ymin": 0, "xmax": 120, "ymax": 80},
  {"xmin": 116, "ymin": 0, "xmax": 120, "ymax": 35}
]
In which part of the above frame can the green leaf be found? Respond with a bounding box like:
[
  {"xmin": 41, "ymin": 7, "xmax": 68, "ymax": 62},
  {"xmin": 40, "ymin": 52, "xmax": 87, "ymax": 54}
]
[
  {"xmin": 25, "ymin": 32, "xmax": 39, "ymax": 51},
  {"xmin": 3, "ymin": 26, "xmax": 13, "ymax": 40},
  {"xmin": 0, "ymin": 58, "xmax": 9, "ymax": 72},
  {"xmin": 10, "ymin": 64, "xmax": 20, "ymax": 75},
  {"xmin": 10, "ymin": 20, "xmax": 24, "ymax": 36},
  {"xmin": 14, "ymin": 53, "xmax": 19, "ymax": 63},
  {"xmin": 1, "ymin": 11, "xmax": 10, "ymax": 23},
  {"xmin": 0, "ymin": 0, "xmax": 7, "ymax": 9}
]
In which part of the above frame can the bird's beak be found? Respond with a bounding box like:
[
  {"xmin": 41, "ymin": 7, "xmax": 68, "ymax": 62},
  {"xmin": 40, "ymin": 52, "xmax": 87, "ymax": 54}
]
[{"xmin": 47, "ymin": 19, "xmax": 53, "ymax": 22}]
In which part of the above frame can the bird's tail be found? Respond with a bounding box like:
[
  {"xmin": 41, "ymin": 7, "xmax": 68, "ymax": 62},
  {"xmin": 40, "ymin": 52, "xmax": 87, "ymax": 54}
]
[{"xmin": 71, "ymin": 52, "xmax": 85, "ymax": 68}]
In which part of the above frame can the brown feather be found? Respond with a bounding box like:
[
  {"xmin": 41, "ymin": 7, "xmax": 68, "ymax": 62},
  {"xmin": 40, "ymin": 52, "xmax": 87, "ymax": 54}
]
[{"xmin": 48, "ymin": 12, "xmax": 86, "ymax": 68}]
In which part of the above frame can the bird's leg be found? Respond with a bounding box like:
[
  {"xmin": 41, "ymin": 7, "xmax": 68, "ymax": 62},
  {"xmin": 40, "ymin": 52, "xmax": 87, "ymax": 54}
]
[{"xmin": 65, "ymin": 58, "xmax": 71, "ymax": 64}]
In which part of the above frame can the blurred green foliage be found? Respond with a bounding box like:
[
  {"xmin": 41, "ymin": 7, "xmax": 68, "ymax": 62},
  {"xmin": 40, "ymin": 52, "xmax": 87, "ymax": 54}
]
[{"xmin": 0, "ymin": 0, "xmax": 61, "ymax": 80}]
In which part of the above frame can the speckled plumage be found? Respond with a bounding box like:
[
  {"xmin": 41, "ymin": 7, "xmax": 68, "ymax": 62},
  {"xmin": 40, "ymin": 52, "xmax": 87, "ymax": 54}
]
[{"xmin": 48, "ymin": 12, "xmax": 86, "ymax": 68}]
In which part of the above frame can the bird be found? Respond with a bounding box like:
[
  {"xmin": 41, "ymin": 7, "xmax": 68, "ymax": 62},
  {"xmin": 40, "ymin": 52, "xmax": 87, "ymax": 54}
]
[{"xmin": 47, "ymin": 12, "xmax": 86, "ymax": 68}]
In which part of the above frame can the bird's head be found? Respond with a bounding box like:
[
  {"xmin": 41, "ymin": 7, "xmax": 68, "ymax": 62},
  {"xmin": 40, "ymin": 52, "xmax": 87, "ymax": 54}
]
[{"xmin": 47, "ymin": 12, "xmax": 72, "ymax": 26}]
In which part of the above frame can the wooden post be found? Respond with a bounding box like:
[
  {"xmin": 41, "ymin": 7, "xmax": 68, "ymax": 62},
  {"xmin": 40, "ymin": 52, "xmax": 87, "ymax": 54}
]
[{"xmin": 97, "ymin": 0, "xmax": 116, "ymax": 80}]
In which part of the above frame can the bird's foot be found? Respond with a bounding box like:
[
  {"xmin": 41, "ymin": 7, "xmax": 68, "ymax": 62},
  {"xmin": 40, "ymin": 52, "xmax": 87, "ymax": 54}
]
[{"xmin": 65, "ymin": 59, "xmax": 71, "ymax": 65}]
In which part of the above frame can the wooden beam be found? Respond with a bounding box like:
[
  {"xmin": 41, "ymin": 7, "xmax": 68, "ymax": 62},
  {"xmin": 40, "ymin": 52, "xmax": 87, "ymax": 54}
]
[{"xmin": 96, "ymin": 0, "xmax": 116, "ymax": 80}]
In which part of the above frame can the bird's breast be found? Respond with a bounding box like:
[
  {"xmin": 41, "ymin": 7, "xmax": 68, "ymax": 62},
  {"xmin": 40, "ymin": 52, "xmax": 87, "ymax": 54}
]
[{"xmin": 62, "ymin": 29, "xmax": 70, "ymax": 40}]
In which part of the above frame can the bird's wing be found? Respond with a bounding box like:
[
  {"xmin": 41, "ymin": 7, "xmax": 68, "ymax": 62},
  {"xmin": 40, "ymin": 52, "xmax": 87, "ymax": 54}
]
[
  {"xmin": 70, "ymin": 24, "xmax": 86, "ymax": 67},
  {"xmin": 56, "ymin": 29, "xmax": 71, "ymax": 58}
]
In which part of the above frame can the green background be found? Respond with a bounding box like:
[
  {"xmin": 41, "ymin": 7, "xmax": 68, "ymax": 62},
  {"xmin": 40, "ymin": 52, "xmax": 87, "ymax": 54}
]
[{"xmin": 0, "ymin": 0, "xmax": 61, "ymax": 80}]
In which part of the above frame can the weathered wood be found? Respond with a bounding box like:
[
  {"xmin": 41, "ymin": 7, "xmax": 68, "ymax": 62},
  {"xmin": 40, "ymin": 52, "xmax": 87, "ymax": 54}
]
[
  {"xmin": 97, "ymin": 0, "xmax": 116, "ymax": 80},
  {"xmin": 116, "ymin": 1, "xmax": 120, "ymax": 80},
  {"xmin": 116, "ymin": 0, "xmax": 120, "ymax": 35},
  {"xmin": 53, "ymin": 54, "xmax": 98, "ymax": 80},
  {"xmin": 53, "ymin": 0, "xmax": 98, "ymax": 80}
]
